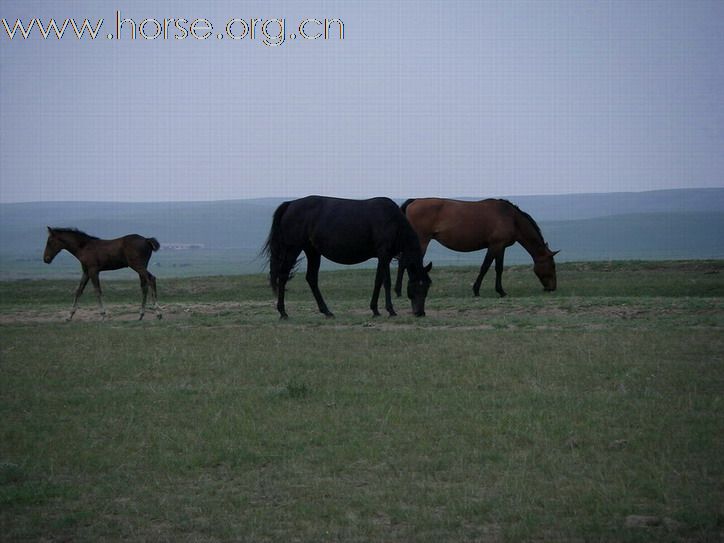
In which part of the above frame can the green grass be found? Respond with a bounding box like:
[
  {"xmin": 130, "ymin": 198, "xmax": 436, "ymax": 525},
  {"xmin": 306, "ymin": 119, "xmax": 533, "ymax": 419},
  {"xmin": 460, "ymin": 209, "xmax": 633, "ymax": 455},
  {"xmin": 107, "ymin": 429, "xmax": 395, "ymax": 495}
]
[{"xmin": 1, "ymin": 261, "xmax": 723, "ymax": 542}]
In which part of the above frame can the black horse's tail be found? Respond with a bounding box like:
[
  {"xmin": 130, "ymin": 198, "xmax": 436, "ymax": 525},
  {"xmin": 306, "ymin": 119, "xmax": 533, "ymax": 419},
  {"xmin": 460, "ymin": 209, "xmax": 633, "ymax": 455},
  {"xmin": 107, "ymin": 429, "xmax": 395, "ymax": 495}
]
[
  {"xmin": 400, "ymin": 198, "xmax": 416, "ymax": 215},
  {"xmin": 146, "ymin": 237, "xmax": 160, "ymax": 251},
  {"xmin": 262, "ymin": 201, "xmax": 291, "ymax": 295}
]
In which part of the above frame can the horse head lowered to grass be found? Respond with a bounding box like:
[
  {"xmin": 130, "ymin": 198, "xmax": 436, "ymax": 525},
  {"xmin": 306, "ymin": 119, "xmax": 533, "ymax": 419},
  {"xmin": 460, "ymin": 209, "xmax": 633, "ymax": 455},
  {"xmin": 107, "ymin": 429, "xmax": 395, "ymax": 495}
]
[
  {"xmin": 395, "ymin": 198, "xmax": 558, "ymax": 298},
  {"xmin": 263, "ymin": 196, "xmax": 432, "ymax": 319}
]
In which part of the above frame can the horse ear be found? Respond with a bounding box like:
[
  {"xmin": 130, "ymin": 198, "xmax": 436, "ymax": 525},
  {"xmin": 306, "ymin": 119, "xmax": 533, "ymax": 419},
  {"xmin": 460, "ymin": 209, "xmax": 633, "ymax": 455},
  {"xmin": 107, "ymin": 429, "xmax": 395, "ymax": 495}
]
[
  {"xmin": 424, "ymin": 262, "xmax": 432, "ymax": 273},
  {"xmin": 551, "ymin": 250, "xmax": 560, "ymax": 257},
  {"xmin": 47, "ymin": 226, "xmax": 52, "ymax": 234}
]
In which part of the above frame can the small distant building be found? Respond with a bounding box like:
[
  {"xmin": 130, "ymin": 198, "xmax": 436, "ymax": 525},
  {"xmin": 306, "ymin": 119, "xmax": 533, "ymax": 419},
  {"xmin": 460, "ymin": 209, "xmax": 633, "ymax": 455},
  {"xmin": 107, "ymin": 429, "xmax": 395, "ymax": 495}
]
[{"xmin": 163, "ymin": 243, "xmax": 205, "ymax": 250}]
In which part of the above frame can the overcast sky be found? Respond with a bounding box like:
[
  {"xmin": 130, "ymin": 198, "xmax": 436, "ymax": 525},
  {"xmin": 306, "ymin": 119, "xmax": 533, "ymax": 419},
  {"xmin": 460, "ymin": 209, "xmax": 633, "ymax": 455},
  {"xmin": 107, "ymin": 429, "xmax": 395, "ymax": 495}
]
[{"xmin": 1, "ymin": 0, "xmax": 723, "ymax": 203}]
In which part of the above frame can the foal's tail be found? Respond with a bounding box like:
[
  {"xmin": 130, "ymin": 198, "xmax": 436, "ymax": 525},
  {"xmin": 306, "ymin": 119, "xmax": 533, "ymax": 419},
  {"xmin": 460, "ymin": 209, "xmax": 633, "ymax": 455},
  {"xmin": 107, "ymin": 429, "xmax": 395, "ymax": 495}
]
[
  {"xmin": 400, "ymin": 198, "xmax": 416, "ymax": 215},
  {"xmin": 146, "ymin": 237, "xmax": 160, "ymax": 251},
  {"xmin": 262, "ymin": 201, "xmax": 291, "ymax": 295}
]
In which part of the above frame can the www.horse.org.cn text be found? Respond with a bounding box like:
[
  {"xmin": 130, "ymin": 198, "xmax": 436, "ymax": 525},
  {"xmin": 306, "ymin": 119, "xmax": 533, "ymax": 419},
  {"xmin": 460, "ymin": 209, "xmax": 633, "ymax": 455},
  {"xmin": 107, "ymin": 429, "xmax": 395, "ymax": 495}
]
[{"xmin": 1, "ymin": 12, "xmax": 345, "ymax": 47}]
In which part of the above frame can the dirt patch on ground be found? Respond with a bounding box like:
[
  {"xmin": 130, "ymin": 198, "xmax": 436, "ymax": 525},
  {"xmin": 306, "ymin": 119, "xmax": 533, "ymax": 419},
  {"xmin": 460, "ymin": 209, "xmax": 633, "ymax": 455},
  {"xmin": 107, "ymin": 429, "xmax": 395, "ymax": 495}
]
[
  {"xmin": 1, "ymin": 299, "xmax": 720, "ymax": 330},
  {"xmin": 0, "ymin": 301, "xmax": 270, "ymax": 325}
]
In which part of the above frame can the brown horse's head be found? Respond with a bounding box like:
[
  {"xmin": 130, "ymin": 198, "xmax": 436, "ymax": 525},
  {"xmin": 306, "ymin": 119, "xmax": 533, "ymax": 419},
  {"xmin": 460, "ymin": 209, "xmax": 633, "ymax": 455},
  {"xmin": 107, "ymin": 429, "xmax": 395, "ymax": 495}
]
[
  {"xmin": 43, "ymin": 227, "xmax": 63, "ymax": 264},
  {"xmin": 407, "ymin": 262, "xmax": 433, "ymax": 316},
  {"xmin": 534, "ymin": 245, "xmax": 559, "ymax": 291}
]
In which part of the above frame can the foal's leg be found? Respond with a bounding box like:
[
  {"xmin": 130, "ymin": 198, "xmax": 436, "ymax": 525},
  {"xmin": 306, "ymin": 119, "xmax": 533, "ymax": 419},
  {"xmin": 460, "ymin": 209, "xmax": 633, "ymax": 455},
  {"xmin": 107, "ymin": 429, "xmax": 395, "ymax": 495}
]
[
  {"xmin": 494, "ymin": 249, "xmax": 507, "ymax": 297},
  {"xmin": 147, "ymin": 272, "xmax": 162, "ymax": 319},
  {"xmin": 137, "ymin": 272, "xmax": 149, "ymax": 320},
  {"xmin": 304, "ymin": 250, "xmax": 333, "ymax": 317},
  {"xmin": 473, "ymin": 249, "xmax": 495, "ymax": 296},
  {"xmin": 67, "ymin": 271, "xmax": 89, "ymax": 321},
  {"xmin": 89, "ymin": 270, "xmax": 107, "ymax": 319}
]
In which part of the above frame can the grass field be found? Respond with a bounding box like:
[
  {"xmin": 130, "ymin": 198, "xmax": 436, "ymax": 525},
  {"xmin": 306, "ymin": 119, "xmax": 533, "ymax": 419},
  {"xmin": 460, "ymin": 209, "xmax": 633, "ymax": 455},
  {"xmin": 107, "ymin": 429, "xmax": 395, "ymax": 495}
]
[{"xmin": 1, "ymin": 261, "xmax": 723, "ymax": 542}]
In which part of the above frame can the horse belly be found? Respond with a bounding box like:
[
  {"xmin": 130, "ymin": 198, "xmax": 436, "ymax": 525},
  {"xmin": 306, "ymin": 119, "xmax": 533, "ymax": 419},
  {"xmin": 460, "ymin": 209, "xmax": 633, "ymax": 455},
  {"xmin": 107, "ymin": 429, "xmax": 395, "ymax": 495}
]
[
  {"xmin": 435, "ymin": 230, "xmax": 488, "ymax": 253},
  {"xmin": 315, "ymin": 241, "xmax": 375, "ymax": 265}
]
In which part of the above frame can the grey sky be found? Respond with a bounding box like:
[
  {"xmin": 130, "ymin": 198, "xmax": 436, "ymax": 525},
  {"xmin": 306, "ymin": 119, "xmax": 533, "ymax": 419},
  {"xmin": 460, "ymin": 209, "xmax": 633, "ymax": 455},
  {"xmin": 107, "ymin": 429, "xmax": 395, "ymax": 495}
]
[{"xmin": 1, "ymin": 0, "xmax": 723, "ymax": 203}]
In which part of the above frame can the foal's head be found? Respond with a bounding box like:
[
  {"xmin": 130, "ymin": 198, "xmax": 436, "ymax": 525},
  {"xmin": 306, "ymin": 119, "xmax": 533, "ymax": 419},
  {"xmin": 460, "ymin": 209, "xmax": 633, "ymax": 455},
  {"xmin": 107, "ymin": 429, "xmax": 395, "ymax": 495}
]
[
  {"xmin": 407, "ymin": 262, "xmax": 433, "ymax": 317},
  {"xmin": 43, "ymin": 227, "xmax": 64, "ymax": 264}
]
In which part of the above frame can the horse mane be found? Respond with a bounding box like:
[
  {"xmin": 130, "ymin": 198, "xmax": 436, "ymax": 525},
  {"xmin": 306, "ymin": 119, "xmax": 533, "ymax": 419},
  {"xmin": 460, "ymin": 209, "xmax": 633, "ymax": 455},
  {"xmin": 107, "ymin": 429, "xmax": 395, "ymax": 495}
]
[
  {"xmin": 500, "ymin": 200, "xmax": 544, "ymax": 241},
  {"xmin": 51, "ymin": 228, "xmax": 99, "ymax": 241}
]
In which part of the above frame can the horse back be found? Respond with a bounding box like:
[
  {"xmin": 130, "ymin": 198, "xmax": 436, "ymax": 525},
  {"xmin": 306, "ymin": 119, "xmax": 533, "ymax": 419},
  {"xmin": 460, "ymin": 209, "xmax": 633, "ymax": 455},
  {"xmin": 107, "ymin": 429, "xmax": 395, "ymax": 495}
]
[
  {"xmin": 83, "ymin": 235, "xmax": 154, "ymax": 270},
  {"xmin": 282, "ymin": 196, "xmax": 404, "ymax": 263},
  {"xmin": 405, "ymin": 198, "xmax": 517, "ymax": 252}
]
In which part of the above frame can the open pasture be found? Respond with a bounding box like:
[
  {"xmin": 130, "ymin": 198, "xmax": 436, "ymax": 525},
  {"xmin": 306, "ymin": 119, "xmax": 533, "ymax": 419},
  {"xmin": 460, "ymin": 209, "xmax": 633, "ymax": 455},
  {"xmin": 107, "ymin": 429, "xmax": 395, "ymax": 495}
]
[{"xmin": 1, "ymin": 261, "xmax": 723, "ymax": 541}]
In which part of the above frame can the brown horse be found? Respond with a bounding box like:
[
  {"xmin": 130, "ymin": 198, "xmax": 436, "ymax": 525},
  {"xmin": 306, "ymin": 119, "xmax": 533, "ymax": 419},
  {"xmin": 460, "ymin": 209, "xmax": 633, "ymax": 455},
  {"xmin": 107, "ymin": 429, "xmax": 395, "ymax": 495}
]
[
  {"xmin": 394, "ymin": 198, "xmax": 558, "ymax": 298},
  {"xmin": 43, "ymin": 227, "xmax": 162, "ymax": 321}
]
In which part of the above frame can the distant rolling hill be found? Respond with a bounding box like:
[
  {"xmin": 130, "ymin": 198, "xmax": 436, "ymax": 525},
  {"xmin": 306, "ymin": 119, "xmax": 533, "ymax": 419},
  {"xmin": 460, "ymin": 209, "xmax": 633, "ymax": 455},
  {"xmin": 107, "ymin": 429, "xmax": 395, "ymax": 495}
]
[{"xmin": 1, "ymin": 189, "xmax": 722, "ymax": 279}]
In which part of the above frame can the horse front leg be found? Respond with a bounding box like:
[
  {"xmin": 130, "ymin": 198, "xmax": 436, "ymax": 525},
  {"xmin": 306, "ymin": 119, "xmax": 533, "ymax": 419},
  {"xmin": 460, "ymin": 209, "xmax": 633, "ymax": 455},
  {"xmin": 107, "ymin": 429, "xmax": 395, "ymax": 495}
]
[
  {"xmin": 304, "ymin": 250, "xmax": 333, "ymax": 318},
  {"xmin": 370, "ymin": 261, "xmax": 384, "ymax": 317},
  {"xmin": 67, "ymin": 271, "xmax": 89, "ymax": 321},
  {"xmin": 473, "ymin": 249, "xmax": 495, "ymax": 296},
  {"xmin": 382, "ymin": 259, "xmax": 396, "ymax": 316},
  {"xmin": 494, "ymin": 250, "xmax": 507, "ymax": 297},
  {"xmin": 371, "ymin": 257, "xmax": 396, "ymax": 317}
]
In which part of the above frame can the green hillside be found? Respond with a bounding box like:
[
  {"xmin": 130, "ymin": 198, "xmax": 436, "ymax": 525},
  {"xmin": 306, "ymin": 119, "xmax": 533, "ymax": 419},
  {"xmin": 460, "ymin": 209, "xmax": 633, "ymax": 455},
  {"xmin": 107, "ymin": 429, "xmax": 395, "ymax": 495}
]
[{"xmin": 1, "ymin": 189, "xmax": 723, "ymax": 279}]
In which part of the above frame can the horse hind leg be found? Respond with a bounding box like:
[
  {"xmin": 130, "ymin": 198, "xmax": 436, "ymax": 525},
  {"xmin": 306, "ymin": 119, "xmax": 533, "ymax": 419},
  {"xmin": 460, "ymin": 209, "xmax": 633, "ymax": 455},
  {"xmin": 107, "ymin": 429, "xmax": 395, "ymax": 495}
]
[
  {"xmin": 147, "ymin": 271, "xmax": 162, "ymax": 319},
  {"xmin": 275, "ymin": 247, "xmax": 303, "ymax": 319},
  {"xmin": 89, "ymin": 271, "xmax": 107, "ymax": 319},
  {"xmin": 304, "ymin": 249, "xmax": 333, "ymax": 318},
  {"xmin": 137, "ymin": 273, "xmax": 149, "ymax": 320}
]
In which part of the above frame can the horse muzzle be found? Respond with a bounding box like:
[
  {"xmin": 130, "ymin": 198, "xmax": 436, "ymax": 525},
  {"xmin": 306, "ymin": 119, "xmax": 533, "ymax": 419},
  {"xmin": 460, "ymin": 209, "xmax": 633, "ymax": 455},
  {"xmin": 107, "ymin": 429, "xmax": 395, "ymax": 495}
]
[{"xmin": 43, "ymin": 256, "xmax": 52, "ymax": 264}]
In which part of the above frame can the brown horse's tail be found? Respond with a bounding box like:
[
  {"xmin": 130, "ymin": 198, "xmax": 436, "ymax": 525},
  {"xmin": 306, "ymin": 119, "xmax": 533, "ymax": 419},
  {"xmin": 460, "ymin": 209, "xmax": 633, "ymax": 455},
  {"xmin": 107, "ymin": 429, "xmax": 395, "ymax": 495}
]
[
  {"xmin": 400, "ymin": 198, "xmax": 416, "ymax": 215},
  {"xmin": 262, "ymin": 201, "xmax": 291, "ymax": 295},
  {"xmin": 146, "ymin": 238, "xmax": 160, "ymax": 251}
]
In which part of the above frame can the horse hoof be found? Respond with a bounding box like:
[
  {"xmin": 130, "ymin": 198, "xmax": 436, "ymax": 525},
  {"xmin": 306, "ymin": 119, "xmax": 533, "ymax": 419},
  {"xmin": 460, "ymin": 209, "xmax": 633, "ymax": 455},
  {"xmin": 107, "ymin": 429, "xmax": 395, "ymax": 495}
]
[
  {"xmin": 156, "ymin": 314, "xmax": 163, "ymax": 320},
  {"xmin": 325, "ymin": 312, "xmax": 335, "ymax": 319},
  {"xmin": 371, "ymin": 310, "xmax": 381, "ymax": 317},
  {"xmin": 472, "ymin": 290, "xmax": 480, "ymax": 297},
  {"xmin": 388, "ymin": 311, "xmax": 397, "ymax": 317},
  {"xmin": 139, "ymin": 314, "xmax": 145, "ymax": 321}
]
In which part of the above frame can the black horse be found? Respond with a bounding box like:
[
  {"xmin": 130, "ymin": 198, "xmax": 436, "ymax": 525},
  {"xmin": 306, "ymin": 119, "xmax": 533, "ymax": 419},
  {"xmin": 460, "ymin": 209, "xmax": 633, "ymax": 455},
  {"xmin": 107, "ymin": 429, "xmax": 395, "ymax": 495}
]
[
  {"xmin": 44, "ymin": 227, "xmax": 161, "ymax": 320},
  {"xmin": 263, "ymin": 196, "xmax": 432, "ymax": 319}
]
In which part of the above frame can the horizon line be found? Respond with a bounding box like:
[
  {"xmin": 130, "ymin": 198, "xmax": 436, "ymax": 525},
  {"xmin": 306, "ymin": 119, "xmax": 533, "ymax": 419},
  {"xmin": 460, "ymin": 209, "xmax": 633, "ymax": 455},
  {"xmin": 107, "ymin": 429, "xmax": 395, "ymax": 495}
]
[{"xmin": 1, "ymin": 187, "xmax": 722, "ymax": 206}]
